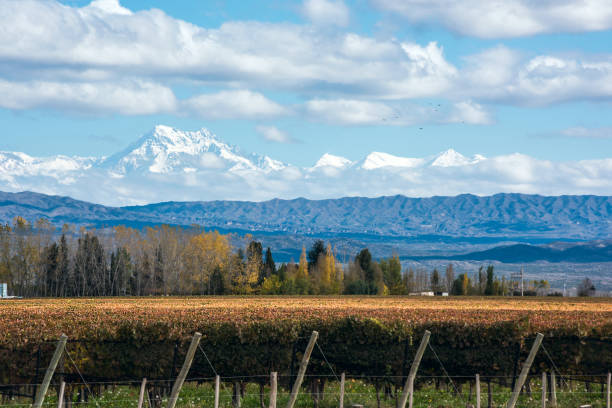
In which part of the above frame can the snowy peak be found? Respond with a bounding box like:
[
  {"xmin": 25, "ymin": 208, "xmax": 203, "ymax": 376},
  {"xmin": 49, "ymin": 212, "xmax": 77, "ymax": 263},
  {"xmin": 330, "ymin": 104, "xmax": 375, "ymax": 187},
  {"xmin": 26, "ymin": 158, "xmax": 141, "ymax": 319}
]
[
  {"xmin": 314, "ymin": 153, "xmax": 352, "ymax": 168},
  {"xmin": 250, "ymin": 154, "xmax": 287, "ymax": 172},
  {"xmin": 0, "ymin": 151, "xmax": 34, "ymax": 172},
  {"xmin": 430, "ymin": 149, "xmax": 486, "ymax": 167},
  {"xmin": 431, "ymin": 149, "xmax": 469, "ymax": 167},
  {"xmin": 357, "ymin": 149, "xmax": 485, "ymax": 170},
  {"xmin": 0, "ymin": 151, "xmax": 96, "ymax": 177},
  {"xmin": 104, "ymin": 125, "xmax": 285, "ymax": 175},
  {"xmin": 361, "ymin": 152, "xmax": 424, "ymax": 170},
  {"xmin": 147, "ymin": 125, "xmax": 219, "ymax": 152}
]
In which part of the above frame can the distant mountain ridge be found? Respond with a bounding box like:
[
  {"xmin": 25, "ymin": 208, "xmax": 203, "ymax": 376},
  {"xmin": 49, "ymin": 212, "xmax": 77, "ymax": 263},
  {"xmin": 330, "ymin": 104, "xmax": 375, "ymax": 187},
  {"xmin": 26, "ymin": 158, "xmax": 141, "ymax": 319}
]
[
  {"xmin": 0, "ymin": 191, "xmax": 611, "ymax": 240},
  {"xmin": 415, "ymin": 242, "xmax": 612, "ymax": 263}
]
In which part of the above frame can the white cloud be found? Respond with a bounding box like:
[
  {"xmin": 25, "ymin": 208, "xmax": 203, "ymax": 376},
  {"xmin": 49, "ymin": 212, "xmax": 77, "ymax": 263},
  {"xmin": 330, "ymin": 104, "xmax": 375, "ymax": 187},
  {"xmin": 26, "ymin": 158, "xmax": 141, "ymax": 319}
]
[
  {"xmin": 561, "ymin": 127, "xmax": 612, "ymax": 139},
  {"xmin": 256, "ymin": 126, "xmax": 295, "ymax": 143},
  {"xmin": 87, "ymin": 0, "xmax": 132, "ymax": 15},
  {"xmin": 461, "ymin": 48, "xmax": 612, "ymax": 105},
  {"xmin": 511, "ymin": 56, "xmax": 612, "ymax": 105},
  {"xmin": 0, "ymin": 78, "xmax": 287, "ymax": 119},
  {"xmin": 0, "ymin": 1, "xmax": 457, "ymax": 100},
  {"xmin": 0, "ymin": 79, "xmax": 177, "ymax": 115},
  {"xmin": 372, "ymin": 0, "xmax": 612, "ymax": 38},
  {"xmin": 305, "ymin": 98, "xmax": 492, "ymax": 125},
  {"xmin": 199, "ymin": 152, "xmax": 227, "ymax": 169},
  {"xmin": 306, "ymin": 99, "xmax": 397, "ymax": 125},
  {"xmin": 461, "ymin": 46, "xmax": 522, "ymax": 90},
  {"xmin": 182, "ymin": 90, "xmax": 288, "ymax": 119},
  {"xmin": 302, "ymin": 0, "xmax": 349, "ymax": 27},
  {"xmin": 0, "ymin": 0, "xmax": 612, "ymax": 122},
  {"xmin": 447, "ymin": 101, "xmax": 492, "ymax": 125}
]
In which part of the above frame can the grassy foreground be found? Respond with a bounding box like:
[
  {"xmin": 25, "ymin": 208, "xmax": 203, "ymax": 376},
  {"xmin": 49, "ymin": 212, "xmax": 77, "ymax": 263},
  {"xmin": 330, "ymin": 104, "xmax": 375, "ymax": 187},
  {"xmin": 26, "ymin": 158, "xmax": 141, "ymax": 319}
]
[{"xmin": 10, "ymin": 378, "xmax": 608, "ymax": 408}]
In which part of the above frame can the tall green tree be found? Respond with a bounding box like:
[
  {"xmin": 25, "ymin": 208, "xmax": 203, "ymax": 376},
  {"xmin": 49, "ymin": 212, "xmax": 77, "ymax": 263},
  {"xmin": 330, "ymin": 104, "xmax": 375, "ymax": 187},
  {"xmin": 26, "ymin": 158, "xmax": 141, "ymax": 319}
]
[
  {"xmin": 355, "ymin": 248, "xmax": 373, "ymax": 282},
  {"xmin": 452, "ymin": 273, "xmax": 470, "ymax": 296},
  {"xmin": 43, "ymin": 242, "xmax": 59, "ymax": 297},
  {"xmin": 263, "ymin": 247, "xmax": 276, "ymax": 279},
  {"xmin": 381, "ymin": 255, "xmax": 403, "ymax": 294},
  {"xmin": 210, "ymin": 266, "xmax": 226, "ymax": 295},
  {"xmin": 485, "ymin": 265, "xmax": 495, "ymax": 296},
  {"xmin": 307, "ymin": 240, "xmax": 325, "ymax": 271},
  {"xmin": 431, "ymin": 269, "xmax": 441, "ymax": 292},
  {"xmin": 56, "ymin": 234, "xmax": 70, "ymax": 297}
]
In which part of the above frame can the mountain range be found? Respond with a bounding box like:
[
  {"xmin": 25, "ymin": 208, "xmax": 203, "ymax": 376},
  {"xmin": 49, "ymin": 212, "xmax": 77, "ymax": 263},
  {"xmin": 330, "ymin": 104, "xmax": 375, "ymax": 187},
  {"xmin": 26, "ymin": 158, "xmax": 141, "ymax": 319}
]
[
  {"xmin": 1, "ymin": 190, "xmax": 611, "ymax": 240},
  {"xmin": 0, "ymin": 124, "xmax": 483, "ymax": 179},
  {"xmin": 415, "ymin": 242, "xmax": 612, "ymax": 263},
  {"xmin": 3, "ymin": 125, "xmax": 611, "ymax": 205}
]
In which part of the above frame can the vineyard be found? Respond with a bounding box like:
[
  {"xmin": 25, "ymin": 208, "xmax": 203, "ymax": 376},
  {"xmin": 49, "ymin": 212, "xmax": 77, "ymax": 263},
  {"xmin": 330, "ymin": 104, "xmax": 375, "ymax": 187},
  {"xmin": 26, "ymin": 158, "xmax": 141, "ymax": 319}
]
[{"xmin": 0, "ymin": 296, "xmax": 611, "ymax": 407}]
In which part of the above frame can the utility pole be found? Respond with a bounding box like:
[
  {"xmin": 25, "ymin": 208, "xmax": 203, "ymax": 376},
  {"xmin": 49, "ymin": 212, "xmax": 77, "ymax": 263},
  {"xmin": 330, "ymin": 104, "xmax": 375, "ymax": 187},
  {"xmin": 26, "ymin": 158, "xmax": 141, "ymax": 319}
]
[{"xmin": 520, "ymin": 266, "xmax": 524, "ymax": 296}]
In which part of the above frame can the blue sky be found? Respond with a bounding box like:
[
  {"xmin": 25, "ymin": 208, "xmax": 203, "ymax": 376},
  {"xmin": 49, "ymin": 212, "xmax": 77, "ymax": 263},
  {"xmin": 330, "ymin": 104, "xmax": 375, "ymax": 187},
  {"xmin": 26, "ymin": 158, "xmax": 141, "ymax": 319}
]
[{"xmin": 1, "ymin": 0, "xmax": 612, "ymax": 168}]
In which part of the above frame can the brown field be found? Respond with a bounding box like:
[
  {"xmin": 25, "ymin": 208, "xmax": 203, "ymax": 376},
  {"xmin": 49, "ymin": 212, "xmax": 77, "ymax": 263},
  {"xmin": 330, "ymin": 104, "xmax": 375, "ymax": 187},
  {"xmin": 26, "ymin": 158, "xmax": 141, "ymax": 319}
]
[{"xmin": 1, "ymin": 296, "xmax": 611, "ymax": 345}]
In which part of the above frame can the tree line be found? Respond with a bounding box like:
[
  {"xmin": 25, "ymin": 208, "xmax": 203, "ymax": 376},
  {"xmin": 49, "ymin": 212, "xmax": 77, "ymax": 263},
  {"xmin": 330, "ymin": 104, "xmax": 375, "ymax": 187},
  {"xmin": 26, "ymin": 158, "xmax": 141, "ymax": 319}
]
[{"xmin": 0, "ymin": 217, "xmax": 532, "ymax": 297}]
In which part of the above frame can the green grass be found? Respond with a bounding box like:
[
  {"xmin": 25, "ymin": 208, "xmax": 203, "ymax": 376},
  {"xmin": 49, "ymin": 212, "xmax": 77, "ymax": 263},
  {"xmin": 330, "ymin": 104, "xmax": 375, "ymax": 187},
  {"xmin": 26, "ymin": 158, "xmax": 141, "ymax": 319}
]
[{"xmin": 4, "ymin": 378, "xmax": 608, "ymax": 407}]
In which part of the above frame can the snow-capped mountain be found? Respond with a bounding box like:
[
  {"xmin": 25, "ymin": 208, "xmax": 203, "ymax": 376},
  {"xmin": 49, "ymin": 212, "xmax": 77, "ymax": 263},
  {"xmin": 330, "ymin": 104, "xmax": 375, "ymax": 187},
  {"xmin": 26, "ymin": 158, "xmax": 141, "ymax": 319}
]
[
  {"xmin": 0, "ymin": 126, "xmax": 489, "ymax": 182},
  {"xmin": 429, "ymin": 149, "xmax": 485, "ymax": 167},
  {"xmin": 360, "ymin": 152, "xmax": 424, "ymax": 169},
  {"xmin": 2, "ymin": 124, "xmax": 612, "ymax": 206},
  {"xmin": 313, "ymin": 153, "xmax": 352, "ymax": 169},
  {"xmin": 103, "ymin": 125, "xmax": 286, "ymax": 175},
  {"xmin": 0, "ymin": 151, "xmax": 98, "ymax": 186}
]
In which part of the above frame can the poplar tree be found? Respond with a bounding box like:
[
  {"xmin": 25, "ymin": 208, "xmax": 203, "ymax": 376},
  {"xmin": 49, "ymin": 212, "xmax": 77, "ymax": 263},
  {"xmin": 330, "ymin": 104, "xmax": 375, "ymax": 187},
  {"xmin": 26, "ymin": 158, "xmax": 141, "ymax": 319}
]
[
  {"xmin": 431, "ymin": 268, "xmax": 441, "ymax": 292},
  {"xmin": 263, "ymin": 247, "xmax": 276, "ymax": 278},
  {"xmin": 296, "ymin": 246, "xmax": 309, "ymax": 294},
  {"xmin": 485, "ymin": 265, "xmax": 495, "ymax": 295}
]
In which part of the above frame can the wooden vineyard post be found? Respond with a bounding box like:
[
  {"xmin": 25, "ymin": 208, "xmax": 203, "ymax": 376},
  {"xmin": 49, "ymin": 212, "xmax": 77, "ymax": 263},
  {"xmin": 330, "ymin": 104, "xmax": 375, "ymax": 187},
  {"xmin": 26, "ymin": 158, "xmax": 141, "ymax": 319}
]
[
  {"xmin": 541, "ymin": 372, "xmax": 547, "ymax": 408},
  {"xmin": 214, "ymin": 375, "xmax": 221, "ymax": 408},
  {"xmin": 269, "ymin": 372, "xmax": 278, "ymax": 408},
  {"xmin": 34, "ymin": 334, "xmax": 68, "ymax": 408},
  {"xmin": 399, "ymin": 330, "xmax": 431, "ymax": 408},
  {"xmin": 339, "ymin": 372, "xmax": 345, "ymax": 408},
  {"xmin": 286, "ymin": 330, "xmax": 319, "ymax": 408},
  {"xmin": 57, "ymin": 381, "xmax": 66, "ymax": 408},
  {"xmin": 166, "ymin": 332, "xmax": 202, "ymax": 408},
  {"xmin": 606, "ymin": 372, "xmax": 610, "ymax": 408},
  {"xmin": 550, "ymin": 372, "xmax": 557, "ymax": 407},
  {"xmin": 476, "ymin": 374, "xmax": 481, "ymax": 408},
  {"xmin": 507, "ymin": 332, "xmax": 544, "ymax": 408},
  {"xmin": 138, "ymin": 378, "xmax": 147, "ymax": 408},
  {"xmin": 233, "ymin": 382, "xmax": 241, "ymax": 408}
]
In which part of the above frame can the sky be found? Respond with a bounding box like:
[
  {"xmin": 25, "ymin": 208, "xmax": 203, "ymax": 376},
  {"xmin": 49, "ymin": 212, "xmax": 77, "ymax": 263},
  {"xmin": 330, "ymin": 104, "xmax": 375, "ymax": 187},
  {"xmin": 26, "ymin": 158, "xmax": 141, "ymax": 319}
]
[{"xmin": 0, "ymin": 0, "xmax": 611, "ymax": 169}]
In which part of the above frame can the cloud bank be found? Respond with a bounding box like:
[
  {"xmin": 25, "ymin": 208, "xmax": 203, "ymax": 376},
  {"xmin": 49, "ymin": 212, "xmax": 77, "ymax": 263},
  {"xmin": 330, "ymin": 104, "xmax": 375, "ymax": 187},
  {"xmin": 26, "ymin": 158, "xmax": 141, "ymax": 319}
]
[
  {"xmin": 0, "ymin": 0, "xmax": 611, "ymax": 124},
  {"xmin": 372, "ymin": 0, "xmax": 612, "ymax": 38}
]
